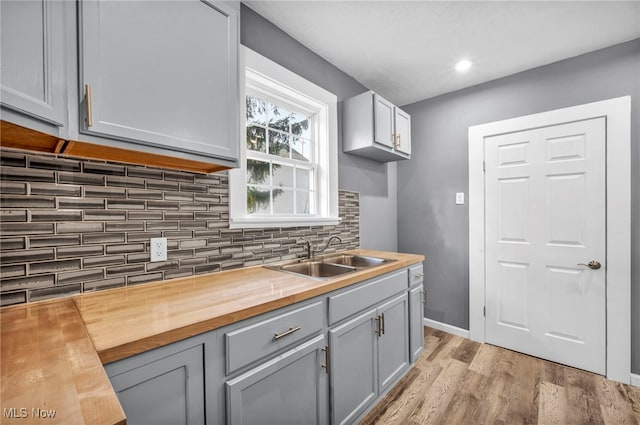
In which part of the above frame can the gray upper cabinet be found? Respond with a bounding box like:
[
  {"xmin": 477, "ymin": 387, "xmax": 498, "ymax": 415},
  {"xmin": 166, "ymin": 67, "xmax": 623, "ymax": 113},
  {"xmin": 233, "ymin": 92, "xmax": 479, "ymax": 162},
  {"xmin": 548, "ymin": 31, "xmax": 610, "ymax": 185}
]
[
  {"xmin": 77, "ymin": 0, "xmax": 239, "ymax": 165},
  {"xmin": 0, "ymin": 0, "xmax": 68, "ymax": 131},
  {"xmin": 343, "ymin": 91, "xmax": 411, "ymax": 162}
]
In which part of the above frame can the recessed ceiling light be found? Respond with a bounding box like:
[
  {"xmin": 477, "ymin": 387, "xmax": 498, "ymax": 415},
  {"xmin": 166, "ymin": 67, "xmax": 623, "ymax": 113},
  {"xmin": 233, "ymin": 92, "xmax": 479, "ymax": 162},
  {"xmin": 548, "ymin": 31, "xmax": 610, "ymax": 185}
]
[{"xmin": 455, "ymin": 59, "xmax": 473, "ymax": 72}]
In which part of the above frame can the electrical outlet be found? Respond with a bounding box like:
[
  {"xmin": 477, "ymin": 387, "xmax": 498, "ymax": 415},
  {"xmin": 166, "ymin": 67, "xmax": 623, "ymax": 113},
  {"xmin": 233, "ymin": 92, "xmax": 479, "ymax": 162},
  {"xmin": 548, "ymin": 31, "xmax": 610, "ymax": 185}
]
[
  {"xmin": 150, "ymin": 237, "xmax": 167, "ymax": 262},
  {"xmin": 455, "ymin": 192, "xmax": 465, "ymax": 205}
]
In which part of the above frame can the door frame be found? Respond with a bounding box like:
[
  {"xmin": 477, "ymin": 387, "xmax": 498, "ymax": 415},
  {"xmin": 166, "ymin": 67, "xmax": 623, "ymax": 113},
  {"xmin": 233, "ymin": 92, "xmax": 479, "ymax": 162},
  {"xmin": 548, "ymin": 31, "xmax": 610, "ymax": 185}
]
[{"xmin": 468, "ymin": 96, "xmax": 631, "ymax": 383}]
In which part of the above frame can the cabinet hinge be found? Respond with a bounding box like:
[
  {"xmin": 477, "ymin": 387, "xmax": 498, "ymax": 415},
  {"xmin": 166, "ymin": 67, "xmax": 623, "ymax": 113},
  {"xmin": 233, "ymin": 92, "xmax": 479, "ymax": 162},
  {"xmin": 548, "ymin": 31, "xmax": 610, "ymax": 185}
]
[
  {"xmin": 482, "ymin": 161, "xmax": 486, "ymax": 172},
  {"xmin": 483, "ymin": 306, "xmax": 486, "ymax": 317}
]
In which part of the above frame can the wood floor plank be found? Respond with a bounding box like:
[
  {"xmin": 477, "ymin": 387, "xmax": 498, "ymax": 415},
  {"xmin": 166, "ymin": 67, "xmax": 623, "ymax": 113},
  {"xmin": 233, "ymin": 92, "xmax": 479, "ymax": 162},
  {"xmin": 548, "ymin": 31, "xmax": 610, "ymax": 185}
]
[
  {"xmin": 595, "ymin": 376, "xmax": 640, "ymax": 425},
  {"xmin": 504, "ymin": 352, "xmax": 541, "ymax": 425},
  {"xmin": 360, "ymin": 362, "xmax": 444, "ymax": 425},
  {"xmin": 467, "ymin": 343, "xmax": 498, "ymax": 377},
  {"xmin": 360, "ymin": 327, "xmax": 639, "ymax": 425},
  {"xmin": 438, "ymin": 368, "xmax": 486, "ymax": 424},
  {"xmin": 565, "ymin": 367, "xmax": 606, "ymax": 425},
  {"xmin": 538, "ymin": 381, "xmax": 568, "ymax": 425},
  {"xmin": 451, "ymin": 338, "xmax": 481, "ymax": 364},
  {"xmin": 407, "ymin": 357, "xmax": 468, "ymax": 424}
]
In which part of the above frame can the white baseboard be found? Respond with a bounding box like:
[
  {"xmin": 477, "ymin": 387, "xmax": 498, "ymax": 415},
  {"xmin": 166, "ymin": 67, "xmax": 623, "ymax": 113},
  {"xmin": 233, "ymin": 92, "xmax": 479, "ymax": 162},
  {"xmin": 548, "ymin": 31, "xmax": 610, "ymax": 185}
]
[
  {"xmin": 631, "ymin": 373, "xmax": 640, "ymax": 388},
  {"xmin": 423, "ymin": 318, "xmax": 470, "ymax": 339}
]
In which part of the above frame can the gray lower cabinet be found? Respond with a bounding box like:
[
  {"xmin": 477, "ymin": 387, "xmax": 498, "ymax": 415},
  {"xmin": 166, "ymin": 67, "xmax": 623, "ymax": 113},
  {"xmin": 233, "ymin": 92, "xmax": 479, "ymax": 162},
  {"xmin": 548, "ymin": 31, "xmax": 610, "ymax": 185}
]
[
  {"xmin": 329, "ymin": 293, "xmax": 410, "ymax": 425},
  {"xmin": 409, "ymin": 284, "xmax": 425, "ymax": 363},
  {"xmin": 108, "ymin": 346, "xmax": 205, "ymax": 425},
  {"xmin": 329, "ymin": 308, "xmax": 378, "ymax": 425},
  {"xmin": 103, "ymin": 263, "xmax": 423, "ymax": 425},
  {"xmin": 77, "ymin": 0, "xmax": 239, "ymax": 165},
  {"xmin": 226, "ymin": 335, "xmax": 329, "ymax": 425},
  {"xmin": 105, "ymin": 334, "xmax": 217, "ymax": 425},
  {"xmin": 408, "ymin": 264, "xmax": 425, "ymax": 363},
  {"xmin": 377, "ymin": 294, "xmax": 410, "ymax": 393},
  {"xmin": 0, "ymin": 0, "xmax": 69, "ymax": 133}
]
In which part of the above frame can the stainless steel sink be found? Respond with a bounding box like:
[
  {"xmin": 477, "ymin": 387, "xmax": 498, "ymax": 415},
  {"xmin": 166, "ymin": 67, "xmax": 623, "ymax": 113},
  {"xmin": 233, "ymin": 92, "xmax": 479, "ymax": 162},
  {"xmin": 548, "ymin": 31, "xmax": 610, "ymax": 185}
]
[
  {"xmin": 266, "ymin": 254, "xmax": 396, "ymax": 280},
  {"xmin": 279, "ymin": 261, "xmax": 356, "ymax": 278},
  {"xmin": 322, "ymin": 254, "xmax": 393, "ymax": 268}
]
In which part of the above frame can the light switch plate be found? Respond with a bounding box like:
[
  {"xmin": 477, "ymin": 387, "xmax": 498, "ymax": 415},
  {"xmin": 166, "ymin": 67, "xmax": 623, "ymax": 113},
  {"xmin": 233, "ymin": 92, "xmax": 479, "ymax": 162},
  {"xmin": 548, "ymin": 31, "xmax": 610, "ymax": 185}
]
[
  {"xmin": 150, "ymin": 237, "xmax": 167, "ymax": 262},
  {"xmin": 456, "ymin": 192, "xmax": 465, "ymax": 205}
]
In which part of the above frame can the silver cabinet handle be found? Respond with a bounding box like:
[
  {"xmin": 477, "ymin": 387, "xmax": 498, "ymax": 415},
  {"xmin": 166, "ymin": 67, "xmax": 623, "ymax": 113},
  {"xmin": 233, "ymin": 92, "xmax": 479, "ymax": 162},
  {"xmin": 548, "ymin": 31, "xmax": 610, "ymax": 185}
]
[
  {"xmin": 274, "ymin": 326, "xmax": 301, "ymax": 340},
  {"xmin": 380, "ymin": 313, "xmax": 385, "ymax": 335},
  {"xmin": 578, "ymin": 260, "xmax": 601, "ymax": 270},
  {"xmin": 414, "ymin": 273, "xmax": 424, "ymax": 279},
  {"xmin": 321, "ymin": 345, "xmax": 329, "ymax": 374}
]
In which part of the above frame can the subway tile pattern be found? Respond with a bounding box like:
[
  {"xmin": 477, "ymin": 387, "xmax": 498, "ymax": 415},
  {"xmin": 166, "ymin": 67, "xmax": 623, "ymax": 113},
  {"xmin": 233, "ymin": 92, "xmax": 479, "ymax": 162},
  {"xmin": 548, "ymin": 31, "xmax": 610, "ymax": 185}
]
[{"xmin": 0, "ymin": 148, "xmax": 360, "ymax": 306}]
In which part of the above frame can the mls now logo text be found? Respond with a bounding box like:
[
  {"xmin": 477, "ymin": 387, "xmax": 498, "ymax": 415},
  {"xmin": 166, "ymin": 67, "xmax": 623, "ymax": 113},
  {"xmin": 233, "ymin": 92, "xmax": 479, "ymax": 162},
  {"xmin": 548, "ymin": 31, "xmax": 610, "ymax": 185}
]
[{"xmin": 3, "ymin": 407, "xmax": 57, "ymax": 419}]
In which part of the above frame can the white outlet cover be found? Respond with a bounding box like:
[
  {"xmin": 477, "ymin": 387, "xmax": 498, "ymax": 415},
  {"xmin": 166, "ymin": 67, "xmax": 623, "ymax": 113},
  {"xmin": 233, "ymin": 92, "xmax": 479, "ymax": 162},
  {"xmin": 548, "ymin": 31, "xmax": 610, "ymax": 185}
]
[
  {"xmin": 150, "ymin": 237, "xmax": 167, "ymax": 262},
  {"xmin": 456, "ymin": 192, "xmax": 465, "ymax": 205}
]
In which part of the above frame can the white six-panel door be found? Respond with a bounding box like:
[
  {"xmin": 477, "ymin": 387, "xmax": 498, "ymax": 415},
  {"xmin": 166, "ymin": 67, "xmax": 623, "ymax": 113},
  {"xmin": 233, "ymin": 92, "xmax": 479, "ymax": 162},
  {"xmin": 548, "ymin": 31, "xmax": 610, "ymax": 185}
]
[{"xmin": 484, "ymin": 117, "xmax": 606, "ymax": 374}]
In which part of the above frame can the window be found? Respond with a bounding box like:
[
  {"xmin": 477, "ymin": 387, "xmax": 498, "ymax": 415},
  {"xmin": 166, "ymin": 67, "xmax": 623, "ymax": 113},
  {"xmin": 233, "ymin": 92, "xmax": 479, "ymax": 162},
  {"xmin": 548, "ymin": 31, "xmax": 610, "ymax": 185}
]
[{"xmin": 229, "ymin": 47, "xmax": 339, "ymax": 228}]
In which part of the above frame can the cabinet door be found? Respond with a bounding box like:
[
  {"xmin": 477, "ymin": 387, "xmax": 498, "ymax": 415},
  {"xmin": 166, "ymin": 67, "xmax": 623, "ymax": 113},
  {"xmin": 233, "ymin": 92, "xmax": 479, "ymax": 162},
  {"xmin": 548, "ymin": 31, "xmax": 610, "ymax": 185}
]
[
  {"xmin": 409, "ymin": 284, "xmax": 425, "ymax": 363},
  {"xmin": 394, "ymin": 107, "xmax": 411, "ymax": 155},
  {"xmin": 373, "ymin": 94, "xmax": 395, "ymax": 149},
  {"xmin": 376, "ymin": 294, "xmax": 409, "ymax": 393},
  {"xmin": 78, "ymin": 0, "xmax": 238, "ymax": 161},
  {"xmin": 109, "ymin": 345, "xmax": 205, "ymax": 425},
  {"xmin": 226, "ymin": 335, "xmax": 328, "ymax": 425},
  {"xmin": 0, "ymin": 0, "xmax": 66, "ymax": 126},
  {"xmin": 329, "ymin": 308, "xmax": 378, "ymax": 425}
]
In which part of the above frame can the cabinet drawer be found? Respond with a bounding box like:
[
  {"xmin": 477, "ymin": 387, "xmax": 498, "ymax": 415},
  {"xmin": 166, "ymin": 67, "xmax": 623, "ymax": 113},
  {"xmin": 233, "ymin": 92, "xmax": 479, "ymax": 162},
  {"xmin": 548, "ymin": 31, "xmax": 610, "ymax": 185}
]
[
  {"xmin": 409, "ymin": 264, "xmax": 424, "ymax": 287},
  {"xmin": 328, "ymin": 270, "xmax": 407, "ymax": 325},
  {"xmin": 225, "ymin": 301, "xmax": 323, "ymax": 375}
]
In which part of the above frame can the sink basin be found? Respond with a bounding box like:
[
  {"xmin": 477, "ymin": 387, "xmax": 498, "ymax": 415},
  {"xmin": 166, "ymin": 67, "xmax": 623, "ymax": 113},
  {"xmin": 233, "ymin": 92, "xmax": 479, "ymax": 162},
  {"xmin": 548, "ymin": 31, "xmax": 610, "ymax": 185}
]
[
  {"xmin": 266, "ymin": 254, "xmax": 396, "ymax": 280},
  {"xmin": 279, "ymin": 261, "xmax": 357, "ymax": 278},
  {"xmin": 322, "ymin": 254, "xmax": 394, "ymax": 268}
]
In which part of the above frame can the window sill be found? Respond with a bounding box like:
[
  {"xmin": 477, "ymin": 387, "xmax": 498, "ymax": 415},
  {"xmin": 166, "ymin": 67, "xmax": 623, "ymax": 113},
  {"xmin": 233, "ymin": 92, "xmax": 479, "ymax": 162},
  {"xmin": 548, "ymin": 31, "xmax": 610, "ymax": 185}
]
[{"xmin": 229, "ymin": 216, "xmax": 341, "ymax": 229}]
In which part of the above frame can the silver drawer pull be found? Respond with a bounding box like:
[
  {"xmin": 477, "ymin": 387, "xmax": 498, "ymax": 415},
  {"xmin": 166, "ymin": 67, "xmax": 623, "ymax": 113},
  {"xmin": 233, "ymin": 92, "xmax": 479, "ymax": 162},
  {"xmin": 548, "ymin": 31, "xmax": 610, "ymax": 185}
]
[
  {"xmin": 274, "ymin": 326, "xmax": 301, "ymax": 340},
  {"xmin": 414, "ymin": 273, "xmax": 424, "ymax": 279}
]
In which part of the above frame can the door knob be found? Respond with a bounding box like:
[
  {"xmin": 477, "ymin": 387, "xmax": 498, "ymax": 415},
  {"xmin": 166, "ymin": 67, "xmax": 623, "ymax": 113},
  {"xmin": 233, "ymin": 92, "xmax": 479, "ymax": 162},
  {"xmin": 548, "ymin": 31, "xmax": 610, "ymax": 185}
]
[{"xmin": 577, "ymin": 260, "xmax": 601, "ymax": 270}]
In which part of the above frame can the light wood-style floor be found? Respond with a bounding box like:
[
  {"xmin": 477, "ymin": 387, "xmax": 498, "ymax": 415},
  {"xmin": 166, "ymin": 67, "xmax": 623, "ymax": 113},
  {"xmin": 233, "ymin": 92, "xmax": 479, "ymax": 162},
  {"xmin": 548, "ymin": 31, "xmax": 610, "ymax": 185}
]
[{"xmin": 361, "ymin": 327, "xmax": 640, "ymax": 425}]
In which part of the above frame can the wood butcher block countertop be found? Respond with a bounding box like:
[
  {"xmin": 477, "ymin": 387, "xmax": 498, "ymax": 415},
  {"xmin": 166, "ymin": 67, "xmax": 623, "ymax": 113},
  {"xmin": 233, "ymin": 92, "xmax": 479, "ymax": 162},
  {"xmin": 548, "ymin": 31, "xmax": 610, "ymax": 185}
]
[
  {"xmin": 1, "ymin": 249, "xmax": 423, "ymax": 425},
  {"xmin": 0, "ymin": 299, "xmax": 126, "ymax": 425}
]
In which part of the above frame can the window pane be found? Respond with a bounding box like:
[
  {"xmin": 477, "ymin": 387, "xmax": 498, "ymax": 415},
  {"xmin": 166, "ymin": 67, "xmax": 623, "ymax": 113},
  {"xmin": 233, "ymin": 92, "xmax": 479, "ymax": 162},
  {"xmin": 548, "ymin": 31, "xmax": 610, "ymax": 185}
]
[
  {"xmin": 269, "ymin": 130, "xmax": 289, "ymax": 158},
  {"xmin": 272, "ymin": 164, "xmax": 293, "ymax": 188},
  {"xmin": 247, "ymin": 159, "xmax": 270, "ymax": 185},
  {"xmin": 296, "ymin": 190, "xmax": 311, "ymax": 214},
  {"xmin": 246, "ymin": 95, "xmax": 267, "ymax": 126},
  {"xmin": 273, "ymin": 189, "xmax": 293, "ymax": 214},
  {"xmin": 291, "ymin": 137, "xmax": 311, "ymax": 162},
  {"xmin": 247, "ymin": 186, "xmax": 270, "ymax": 214},
  {"xmin": 296, "ymin": 168, "xmax": 310, "ymax": 190},
  {"xmin": 291, "ymin": 111, "xmax": 310, "ymax": 139},
  {"xmin": 246, "ymin": 126, "xmax": 266, "ymax": 153},
  {"xmin": 269, "ymin": 104, "xmax": 291, "ymax": 132}
]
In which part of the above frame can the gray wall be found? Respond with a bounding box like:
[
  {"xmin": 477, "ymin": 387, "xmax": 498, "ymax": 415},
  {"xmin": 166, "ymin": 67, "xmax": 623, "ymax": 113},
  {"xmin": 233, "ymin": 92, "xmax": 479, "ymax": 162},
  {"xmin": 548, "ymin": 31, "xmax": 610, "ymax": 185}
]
[
  {"xmin": 398, "ymin": 39, "xmax": 640, "ymax": 374},
  {"xmin": 241, "ymin": 5, "xmax": 398, "ymax": 251}
]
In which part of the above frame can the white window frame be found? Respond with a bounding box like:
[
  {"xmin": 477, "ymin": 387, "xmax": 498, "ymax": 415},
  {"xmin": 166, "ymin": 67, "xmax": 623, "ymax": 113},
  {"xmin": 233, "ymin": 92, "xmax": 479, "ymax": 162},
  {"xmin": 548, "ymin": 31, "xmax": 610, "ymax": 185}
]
[{"xmin": 229, "ymin": 46, "xmax": 339, "ymax": 229}]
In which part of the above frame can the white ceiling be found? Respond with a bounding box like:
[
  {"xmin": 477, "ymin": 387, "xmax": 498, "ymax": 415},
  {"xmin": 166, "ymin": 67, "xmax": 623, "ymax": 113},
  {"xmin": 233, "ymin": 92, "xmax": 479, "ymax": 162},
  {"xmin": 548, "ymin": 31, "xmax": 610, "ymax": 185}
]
[{"xmin": 244, "ymin": 1, "xmax": 640, "ymax": 106}]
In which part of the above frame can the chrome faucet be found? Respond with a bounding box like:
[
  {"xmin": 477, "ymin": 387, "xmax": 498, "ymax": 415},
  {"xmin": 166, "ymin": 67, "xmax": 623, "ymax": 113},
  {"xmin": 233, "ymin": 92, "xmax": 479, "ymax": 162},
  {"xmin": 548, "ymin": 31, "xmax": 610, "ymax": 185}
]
[
  {"xmin": 299, "ymin": 236, "xmax": 313, "ymax": 259},
  {"xmin": 319, "ymin": 235, "xmax": 342, "ymax": 255}
]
